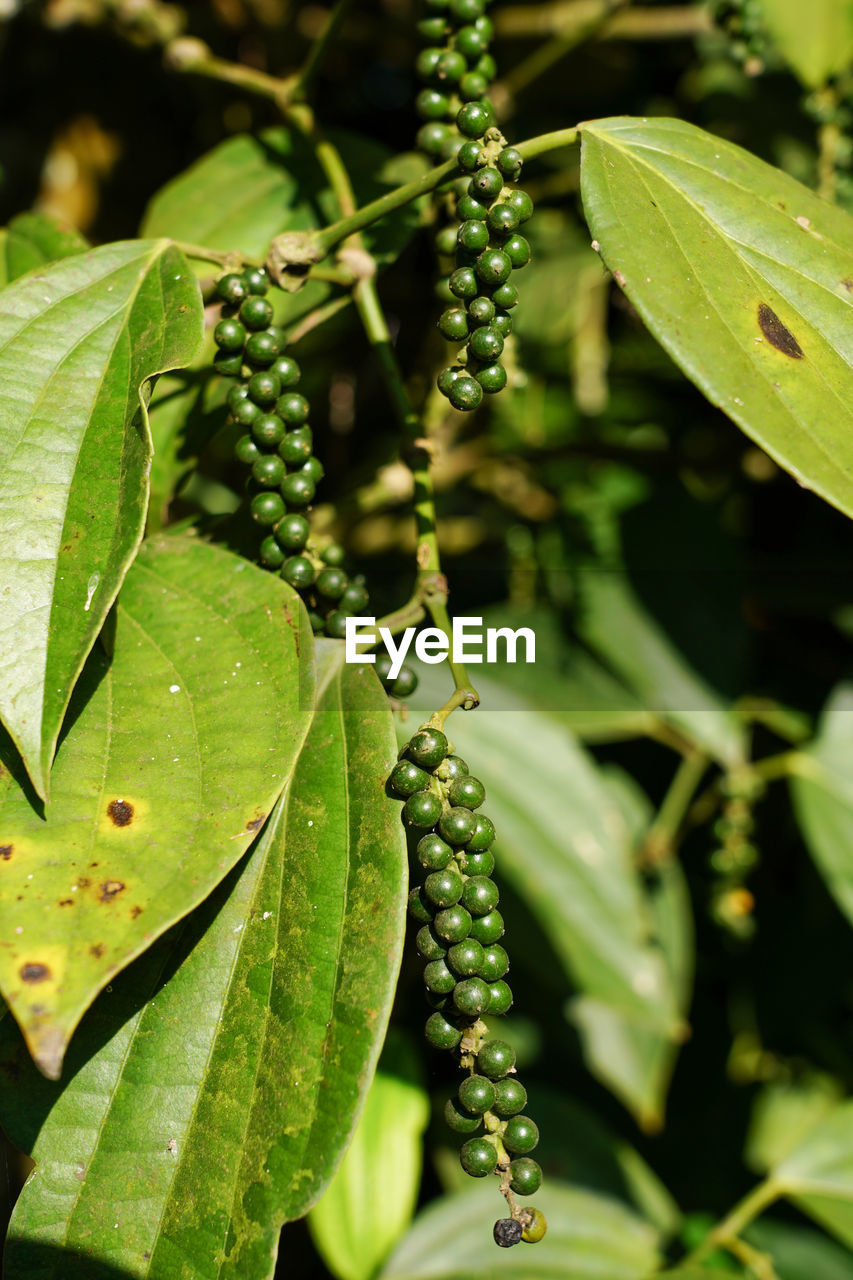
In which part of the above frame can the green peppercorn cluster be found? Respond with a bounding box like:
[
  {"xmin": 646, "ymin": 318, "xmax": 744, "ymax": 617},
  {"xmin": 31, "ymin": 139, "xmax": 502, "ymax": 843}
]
[
  {"xmin": 390, "ymin": 724, "xmax": 545, "ymax": 1247},
  {"xmin": 709, "ymin": 770, "xmax": 764, "ymax": 939},
  {"xmin": 712, "ymin": 0, "xmax": 769, "ymax": 70},
  {"xmin": 414, "ymin": 0, "xmax": 499, "ymax": 165}
]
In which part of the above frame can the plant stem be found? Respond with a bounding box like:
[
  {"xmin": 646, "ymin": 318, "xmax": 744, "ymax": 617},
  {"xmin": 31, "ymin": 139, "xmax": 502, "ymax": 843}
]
[
  {"xmin": 314, "ymin": 158, "xmax": 458, "ymax": 257},
  {"xmin": 497, "ymin": 1, "xmax": 712, "ymax": 40},
  {"xmin": 293, "ymin": 0, "xmax": 356, "ymax": 101},
  {"xmin": 498, "ymin": 0, "xmax": 629, "ymax": 101},
  {"xmin": 516, "ymin": 127, "xmax": 580, "ymax": 162},
  {"xmin": 643, "ymin": 750, "xmax": 710, "ymax": 866},
  {"xmin": 683, "ymin": 1179, "xmax": 779, "ymax": 1267}
]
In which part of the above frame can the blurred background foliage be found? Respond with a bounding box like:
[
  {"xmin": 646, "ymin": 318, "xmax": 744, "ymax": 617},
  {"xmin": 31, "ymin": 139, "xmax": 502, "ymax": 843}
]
[{"xmin": 3, "ymin": 1, "xmax": 853, "ymax": 1277}]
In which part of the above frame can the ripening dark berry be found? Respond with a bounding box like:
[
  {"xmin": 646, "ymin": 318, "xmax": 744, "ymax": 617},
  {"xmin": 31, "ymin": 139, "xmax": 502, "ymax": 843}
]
[
  {"xmin": 492, "ymin": 1076, "xmax": 527, "ymax": 1116},
  {"xmin": 325, "ymin": 611, "xmax": 350, "ymax": 639},
  {"xmin": 390, "ymin": 760, "xmax": 431, "ymax": 798},
  {"xmin": 438, "ymin": 806, "xmax": 478, "ymax": 846},
  {"xmin": 445, "ymin": 1096, "xmax": 483, "ymax": 1134},
  {"xmin": 505, "ymin": 188, "xmax": 534, "ymax": 223},
  {"xmin": 259, "ymin": 536, "xmax": 286, "ymax": 569},
  {"xmin": 340, "ymin": 581, "xmax": 370, "ymax": 612},
  {"xmin": 449, "ymin": 266, "xmax": 479, "ymax": 300},
  {"xmin": 276, "ymin": 392, "xmax": 310, "ymax": 426},
  {"xmin": 476, "ymin": 1038, "xmax": 515, "ymax": 1079},
  {"xmin": 252, "ymin": 455, "xmax": 286, "ymax": 488},
  {"xmin": 391, "ymin": 666, "xmax": 418, "ymax": 698},
  {"xmin": 281, "ymin": 555, "xmax": 315, "ymax": 589},
  {"xmin": 252, "ymin": 414, "xmax": 286, "ymax": 448},
  {"xmin": 457, "ymin": 847, "xmax": 495, "ymax": 877},
  {"xmin": 460, "ymin": 1136, "xmax": 498, "ymax": 1177},
  {"xmin": 521, "ymin": 1207, "xmax": 547, "ymax": 1243},
  {"xmin": 453, "ymin": 975, "xmax": 491, "ymax": 1016},
  {"xmin": 213, "ymin": 351, "xmax": 243, "ymax": 377},
  {"xmin": 424, "ymin": 865, "xmax": 464, "ymax": 908},
  {"xmin": 416, "ymin": 924, "xmax": 447, "ymax": 961},
  {"xmin": 438, "ymin": 308, "xmax": 470, "ymax": 341},
  {"xmin": 216, "ymin": 272, "xmax": 247, "ymax": 306},
  {"xmin": 510, "ymin": 1158, "xmax": 542, "ymax": 1196},
  {"xmin": 467, "ymin": 814, "xmax": 496, "ymax": 850},
  {"xmin": 461, "ymin": 875, "xmax": 500, "ymax": 916},
  {"xmin": 248, "ymin": 371, "xmax": 281, "ymax": 406},
  {"xmin": 418, "ymin": 832, "xmax": 454, "ymax": 870},
  {"xmin": 475, "ymin": 363, "xmax": 508, "ymax": 394},
  {"xmin": 233, "ymin": 397, "xmax": 261, "ymax": 427},
  {"xmin": 470, "ymin": 166, "xmax": 503, "ymax": 201},
  {"xmin": 424, "ymin": 958, "xmax": 457, "ymax": 995},
  {"xmin": 240, "ymin": 296, "xmax": 274, "ymax": 331},
  {"xmin": 504, "ymin": 1115, "xmax": 539, "ymax": 1154},
  {"xmin": 235, "ymin": 434, "xmax": 261, "ymax": 465},
  {"xmin": 475, "ymin": 248, "xmax": 512, "ymax": 287},
  {"xmin": 408, "ymin": 728, "xmax": 449, "ymax": 768},
  {"xmin": 403, "ymin": 790, "xmax": 444, "ymax": 829},
  {"xmin": 408, "ymin": 885, "xmax": 434, "ymax": 924},
  {"xmin": 214, "ymin": 317, "xmax": 246, "ymax": 352},
  {"xmin": 435, "ymin": 48, "xmax": 467, "ymax": 81},
  {"xmin": 425, "ymin": 1010, "xmax": 462, "ymax": 1050},
  {"xmin": 458, "ymin": 219, "xmax": 490, "ymax": 253},
  {"xmin": 316, "ymin": 567, "xmax": 347, "ymax": 601},
  {"xmin": 494, "ymin": 1218, "xmax": 523, "ymax": 1248},
  {"xmin": 488, "ymin": 979, "xmax": 513, "ymax": 1014},
  {"xmin": 243, "ymin": 266, "xmax": 269, "ymax": 295},
  {"xmin": 459, "ymin": 70, "xmax": 490, "ymax": 101},
  {"xmin": 278, "ymin": 428, "xmax": 313, "ymax": 466},
  {"xmin": 468, "ymin": 326, "xmax": 504, "ymax": 363},
  {"xmin": 433, "ymin": 903, "xmax": 473, "ymax": 942},
  {"xmin": 469, "ymin": 909, "xmax": 504, "ymax": 944},
  {"xmin": 275, "ymin": 513, "xmax": 309, "ymax": 552},
  {"xmin": 458, "ymin": 1074, "xmax": 496, "ymax": 1114},
  {"xmin": 416, "ymin": 87, "xmax": 452, "ymax": 120},
  {"xmin": 457, "ymin": 100, "xmax": 495, "ymax": 139},
  {"xmin": 447, "ymin": 937, "xmax": 485, "ymax": 976},
  {"xmin": 480, "ymin": 943, "xmax": 509, "ymax": 981},
  {"xmin": 457, "ymin": 139, "xmax": 483, "ymax": 171},
  {"xmin": 448, "ymin": 375, "xmax": 483, "ymax": 411},
  {"xmin": 251, "ymin": 492, "xmax": 286, "ymax": 526},
  {"xmin": 487, "ymin": 203, "xmax": 520, "ymax": 236},
  {"xmin": 504, "ymin": 234, "xmax": 531, "ymax": 269},
  {"xmin": 280, "ymin": 473, "xmax": 315, "ymax": 507}
]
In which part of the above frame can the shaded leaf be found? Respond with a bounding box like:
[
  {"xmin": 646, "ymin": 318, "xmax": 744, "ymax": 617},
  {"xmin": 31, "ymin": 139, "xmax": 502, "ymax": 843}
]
[
  {"xmin": 0, "ymin": 641, "xmax": 407, "ymax": 1278},
  {"xmin": 309, "ymin": 1032, "xmax": 429, "ymax": 1280},
  {"xmin": 2, "ymin": 211, "xmax": 88, "ymax": 283},
  {"xmin": 0, "ymin": 239, "xmax": 204, "ymax": 799},
  {"xmin": 746, "ymin": 1074, "xmax": 844, "ymax": 1174},
  {"xmin": 0, "ymin": 535, "xmax": 313, "ymax": 1078},
  {"xmin": 580, "ymin": 117, "xmax": 853, "ymax": 520},
  {"xmin": 772, "ymin": 1099, "xmax": 853, "ymax": 1248},
  {"xmin": 747, "ymin": 1218, "xmax": 853, "ymax": 1280},
  {"xmin": 761, "ymin": 0, "xmax": 853, "ymax": 88},
  {"xmin": 380, "ymin": 1182, "xmax": 661, "ymax": 1280}
]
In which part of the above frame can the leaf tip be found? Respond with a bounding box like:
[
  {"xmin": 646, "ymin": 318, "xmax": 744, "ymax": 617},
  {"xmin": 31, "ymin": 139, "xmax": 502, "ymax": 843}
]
[{"xmin": 28, "ymin": 1025, "xmax": 67, "ymax": 1082}]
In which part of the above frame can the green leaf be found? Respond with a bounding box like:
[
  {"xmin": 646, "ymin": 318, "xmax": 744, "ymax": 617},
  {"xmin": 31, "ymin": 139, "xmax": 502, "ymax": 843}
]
[
  {"xmin": 771, "ymin": 1099, "xmax": 853, "ymax": 1248},
  {"xmin": 790, "ymin": 683, "xmax": 853, "ymax": 927},
  {"xmin": 380, "ymin": 1182, "xmax": 661, "ymax": 1280},
  {"xmin": 0, "ymin": 239, "xmax": 204, "ymax": 799},
  {"xmin": 577, "ymin": 571, "xmax": 746, "ymax": 766},
  {"xmin": 0, "ymin": 534, "xmax": 313, "ymax": 1079},
  {"xmin": 746, "ymin": 1218, "xmax": 853, "ymax": 1280},
  {"xmin": 2, "ymin": 211, "xmax": 88, "ymax": 283},
  {"xmin": 746, "ymin": 1074, "xmax": 844, "ymax": 1174},
  {"xmin": 0, "ymin": 641, "xmax": 407, "ymax": 1278},
  {"xmin": 761, "ymin": 0, "xmax": 853, "ymax": 87},
  {"xmin": 580, "ymin": 117, "xmax": 853, "ymax": 520},
  {"xmin": 309, "ymin": 1032, "xmax": 429, "ymax": 1280}
]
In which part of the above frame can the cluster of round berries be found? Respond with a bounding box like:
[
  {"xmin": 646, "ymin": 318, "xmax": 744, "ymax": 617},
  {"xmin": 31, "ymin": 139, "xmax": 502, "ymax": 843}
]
[
  {"xmin": 712, "ymin": 0, "xmax": 769, "ymax": 72},
  {"xmin": 414, "ymin": 0, "xmax": 499, "ymax": 164},
  {"xmin": 390, "ymin": 725, "xmax": 545, "ymax": 1247},
  {"xmin": 709, "ymin": 771, "xmax": 764, "ymax": 939}
]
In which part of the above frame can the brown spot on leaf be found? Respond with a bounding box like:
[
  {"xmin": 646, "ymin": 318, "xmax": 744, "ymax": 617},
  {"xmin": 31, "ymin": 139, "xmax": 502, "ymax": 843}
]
[
  {"xmin": 247, "ymin": 815, "xmax": 266, "ymax": 832},
  {"xmin": 99, "ymin": 880, "xmax": 125, "ymax": 901},
  {"xmin": 130, "ymin": 905, "xmax": 143, "ymax": 919},
  {"xmin": 0, "ymin": 845, "xmax": 12, "ymax": 860},
  {"xmin": 843, "ymin": 279, "xmax": 853, "ymax": 293},
  {"xmin": 58, "ymin": 899, "xmax": 74, "ymax": 907},
  {"xmin": 90, "ymin": 944, "xmax": 106, "ymax": 959},
  {"xmin": 20, "ymin": 963, "xmax": 50, "ymax": 984},
  {"xmin": 758, "ymin": 303, "xmax": 804, "ymax": 358},
  {"xmin": 77, "ymin": 877, "xmax": 90, "ymax": 889},
  {"xmin": 107, "ymin": 799, "xmax": 134, "ymax": 827}
]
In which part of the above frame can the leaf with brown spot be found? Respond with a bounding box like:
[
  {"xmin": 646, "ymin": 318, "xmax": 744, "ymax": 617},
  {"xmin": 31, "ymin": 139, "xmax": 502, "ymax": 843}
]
[{"xmin": 0, "ymin": 535, "xmax": 314, "ymax": 1079}]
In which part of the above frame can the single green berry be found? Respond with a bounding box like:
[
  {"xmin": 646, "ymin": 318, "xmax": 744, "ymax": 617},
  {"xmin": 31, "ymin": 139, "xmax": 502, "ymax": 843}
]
[
  {"xmin": 457, "ymin": 100, "xmax": 495, "ymax": 139},
  {"xmin": 435, "ymin": 48, "xmax": 467, "ymax": 81},
  {"xmin": 235, "ymin": 434, "xmax": 261, "ymax": 465},
  {"xmin": 213, "ymin": 351, "xmax": 243, "ymax": 377},
  {"xmin": 457, "ymin": 139, "xmax": 483, "ymax": 171},
  {"xmin": 416, "ymin": 924, "xmax": 447, "ymax": 961},
  {"xmin": 233, "ymin": 397, "xmax": 261, "ymax": 427},
  {"xmin": 416, "ymin": 87, "xmax": 452, "ymax": 120},
  {"xmin": 450, "ymin": 0, "xmax": 486, "ymax": 21},
  {"xmin": 324, "ymin": 610, "xmax": 350, "ymax": 640},
  {"xmin": 493, "ymin": 1076, "xmax": 527, "ymax": 1116},
  {"xmin": 245, "ymin": 329, "xmax": 283, "ymax": 366},
  {"xmin": 488, "ymin": 979, "xmax": 513, "ymax": 1014},
  {"xmin": 280, "ymin": 472, "xmax": 315, "ymax": 507},
  {"xmin": 252, "ymin": 454, "xmax": 286, "ymax": 487},
  {"xmin": 240, "ymin": 296, "xmax": 274, "ymax": 331},
  {"xmin": 470, "ymin": 166, "xmax": 503, "ymax": 201},
  {"xmin": 243, "ymin": 266, "xmax": 269, "ymax": 295},
  {"xmin": 424, "ymin": 958, "xmax": 457, "ymax": 995},
  {"xmin": 248, "ymin": 371, "xmax": 281, "ymax": 406},
  {"xmin": 521, "ymin": 1207, "xmax": 547, "ymax": 1243},
  {"xmin": 492, "ymin": 310, "xmax": 512, "ymax": 338},
  {"xmin": 476, "ymin": 248, "xmax": 512, "ymax": 287},
  {"xmin": 391, "ymin": 667, "xmax": 418, "ymax": 698},
  {"xmin": 301, "ymin": 456, "xmax": 324, "ymax": 484},
  {"xmin": 459, "ymin": 70, "xmax": 490, "ymax": 100},
  {"xmin": 418, "ymin": 14, "xmax": 449, "ymax": 40},
  {"xmin": 275, "ymin": 513, "xmax": 310, "ymax": 552},
  {"xmin": 475, "ymin": 363, "xmax": 507, "ymax": 394},
  {"xmin": 418, "ymin": 122, "xmax": 453, "ymax": 156},
  {"xmin": 461, "ymin": 875, "xmax": 500, "ymax": 916},
  {"xmin": 467, "ymin": 814, "xmax": 496, "ymax": 850},
  {"xmin": 408, "ymin": 885, "xmax": 434, "ymax": 924},
  {"xmin": 403, "ymin": 790, "xmax": 444, "ymax": 829},
  {"xmin": 448, "ymin": 266, "xmax": 479, "ymax": 299},
  {"xmin": 278, "ymin": 428, "xmax": 313, "ymax": 465},
  {"xmin": 281, "ymin": 555, "xmax": 315, "ymax": 589},
  {"xmin": 252, "ymin": 413, "xmax": 286, "ymax": 447},
  {"xmin": 480, "ymin": 943, "xmax": 509, "ymax": 981},
  {"xmin": 250, "ymin": 492, "xmax": 285, "ymax": 526},
  {"xmin": 214, "ymin": 317, "xmax": 246, "ymax": 352},
  {"xmin": 505, "ymin": 188, "xmax": 534, "ymax": 223},
  {"xmin": 457, "ymin": 192, "xmax": 488, "ymax": 221},
  {"xmin": 259, "ymin": 535, "xmax": 286, "ymax": 569},
  {"xmin": 415, "ymin": 46, "xmax": 443, "ymax": 80},
  {"xmin": 458, "ymin": 219, "xmax": 490, "ymax": 253},
  {"xmin": 504, "ymin": 1115, "xmax": 539, "ymax": 1154},
  {"xmin": 425, "ymin": 1010, "xmax": 462, "ymax": 1050},
  {"xmin": 272, "ymin": 354, "xmax": 301, "ymax": 385},
  {"xmin": 469, "ymin": 909, "xmax": 504, "ymax": 944},
  {"xmin": 454, "ymin": 24, "xmax": 488, "ymax": 60},
  {"xmin": 487, "ymin": 203, "xmax": 520, "ymax": 236},
  {"xmin": 424, "ymin": 865, "xmax": 464, "ymax": 908},
  {"xmin": 476, "ymin": 1038, "xmax": 516, "ymax": 1079},
  {"xmin": 408, "ymin": 728, "xmax": 449, "ymax": 768},
  {"xmin": 438, "ymin": 806, "xmax": 478, "ymax": 846},
  {"xmin": 492, "ymin": 281, "xmax": 519, "ymax": 308},
  {"xmin": 510, "ymin": 1158, "xmax": 542, "ymax": 1196},
  {"xmin": 468, "ymin": 326, "xmax": 504, "ymax": 363},
  {"xmin": 434, "ymin": 903, "xmax": 473, "ymax": 942},
  {"xmin": 390, "ymin": 760, "xmax": 431, "ymax": 798},
  {"xmin": 460, "ymin": 1136, "xmax": 497, "ymax": 1177},
  {"xmin": 447, "ymin": 937, "xmax": 485, "ymax": 976},
  {"xmin": 276, "ymin": 392, "xmax": 310, "ymax": 425},
  {"xmin": 458, "ymin": 847, "xmax": 495, "ymax": 876},
  {"xmin": 321, "ymin": 543, "xmax": 346, "ymax": 566},
  {"xmin": 475, "ymin": 51, "xmax": 497, "ymax": 78},
  {"xmin": 497, "ymin": 146, "xmax": 524, "ymax": 178},
  {"xmin": 458, "ymin": 1074, "xmax": 496, "ymax": 1114},
  {"xmin": 453, "ymin": 975, "xmax": 491, "ymax": 1016},
  {"xmin": 340, "ymin": 581, "xmax": 370, "ymax": 612},
  {"xmin": 445, "ymin": 1096, "xmax": 483, "ymax": 1134},
  {"xmin": 417, "ymin": 833, "xmax": 453, "ymax": 870},
  {"xmin": 227, "ymin": 382, "xmax": 250, "ymax": 412},
  {"xmin": 215, "ymin": 272, "xmax": 247, "ymax": 306},
  {"xmin": 436, "ymin": 754, "xmax": 469, "ymax": 782},
  {"xmin": 316, "ymin": 567, "xmax": 347, "ymax": 600},
  {"xmin": 448, "ymin": 374, "xmax": 483, "ymax": 412},
  {"xmin": 468, "ymin": 295, "xmax": 495, "ymax": 325},
  {"xmin": 435, "ymin": 224, "xmax": 460, "ymax": 257},
  {"xmin": 472, "ymin": 11, "xmax": 493, "ymax": 35},
  {"xmin": 438, "ymin": 308, "xmax": 470, "ymax": 341},
  {"xmin": 437, "ymin": 366, "xmax": 461, "ymax": 398},
  {"xmin": 504, "ymin": 234, "xmax": 531, "ymax": 268},
  {"xmin": 494, "ymin": 1218, "xmax": 523, "ymax": 1248}
]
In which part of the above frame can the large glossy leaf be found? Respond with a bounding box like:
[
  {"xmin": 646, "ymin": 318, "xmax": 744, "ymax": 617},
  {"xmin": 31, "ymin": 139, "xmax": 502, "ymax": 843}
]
[
  {"xmin": 761, "ymin": 0, "xmax": 853, "ymax": 87},
  {"xmin": 380, "ymin": 1182, "xmax": 661, "ymax": 1280},
  {"xmin": 0, "ymin": 641, "xmax": 407, "ymax": 1278},
  {"xmin": 308, "ymin": 1032, "xmax": 429, "ymax": 1280},
  {"xmin": 790, "ymin": 683, "xmax": 853, "ymax": 927},
  {"xmin": 0, "ymin": 239, "xmax": 203, "ymax": 799},
  {"xmin": 0, "ymin": 211, "xmax": 88, "ymax": 285},
  {"xmin": 747, "ymin": 1218, "xmax": 853, "ymax": 1280},
  {"xmin": 580, "ymin": 117, "xmax": 853, "ymax": 520},
  {"xmin": 0, "ymin": 535, "xmax": 313, "ymax": 1078},
  {"xmin": 771, "ymin": 1099, "xmax": 853, "ymax": 1248}
]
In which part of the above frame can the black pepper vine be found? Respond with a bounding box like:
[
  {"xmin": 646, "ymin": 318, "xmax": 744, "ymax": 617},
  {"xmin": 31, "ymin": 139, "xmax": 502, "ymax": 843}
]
[{"xmin": 389, "ymin": 724, "xmax": 546, "ymax": 1248}]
